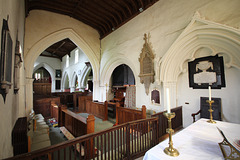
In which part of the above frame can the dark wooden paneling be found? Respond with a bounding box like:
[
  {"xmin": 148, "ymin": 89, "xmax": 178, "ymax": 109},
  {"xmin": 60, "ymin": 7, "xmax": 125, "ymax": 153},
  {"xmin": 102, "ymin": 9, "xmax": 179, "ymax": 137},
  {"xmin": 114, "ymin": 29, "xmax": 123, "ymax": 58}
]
[
  {"xmin": 33, "ymin": 96, "xmax": 60, "ymax": 119},
  {"xmin": 116, "ymin": 103, "xmax": 146, "ymax": 125},
  {"xmin": 85, "ymin": 100, "xmax": 108, "ymax": 121},
  {"xmin": 12, "ymin": 117, "xmax": 28, "ymax": 156},
  {"xmin": 151, "ymin": 106, "xmax": 183, "ymax": 142}
]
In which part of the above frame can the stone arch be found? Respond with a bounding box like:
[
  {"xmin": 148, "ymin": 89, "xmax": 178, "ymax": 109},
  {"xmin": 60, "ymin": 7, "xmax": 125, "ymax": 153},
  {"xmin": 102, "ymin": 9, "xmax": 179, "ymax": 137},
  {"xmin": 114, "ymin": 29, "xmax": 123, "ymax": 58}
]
[
  {"xmin": 33, "ymin": 63, "xmax": 56, "ymax": 92},
  {"xmin": 61, "ymin": 71, "xmax": 70, "ymax": 91},
  {"xmin": 24, "ymin": 28, "xmax": 99, "ymax": 112},
  {"xmin": 79, "ymin": 65, "xmax": 92, "ymax": 89},
  {"xmin": 70, "ymin": 71, "xmax": 78, "ymax": 92},
  {"xmin": 100, "ymin": 56, "xmax": 138, "ymax": 87},
  {"xmin": 159, "ymin": 15, "xmax": 240, "ymax": 108},
  {"xmin": 24, "ymin": 28, "xmax": 99, "ymax": 81}
]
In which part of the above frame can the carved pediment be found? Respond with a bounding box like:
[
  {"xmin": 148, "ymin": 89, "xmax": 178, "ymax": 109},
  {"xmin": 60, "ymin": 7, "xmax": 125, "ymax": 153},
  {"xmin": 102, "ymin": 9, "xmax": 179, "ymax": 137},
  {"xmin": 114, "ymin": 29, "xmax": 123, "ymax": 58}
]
[{"xmin": 139, "ymin": 33, "xmax": 155, "ymax": 95}]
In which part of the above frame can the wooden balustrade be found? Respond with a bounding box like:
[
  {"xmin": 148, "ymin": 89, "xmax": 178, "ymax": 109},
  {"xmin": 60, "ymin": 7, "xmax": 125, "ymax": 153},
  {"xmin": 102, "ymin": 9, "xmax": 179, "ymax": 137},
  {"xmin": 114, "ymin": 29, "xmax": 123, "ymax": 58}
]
[
  {"xmin": 5, "ymin": 117, "xmax": 158, "ymax": 160},
  {"xmin": 151, "ymin": 106, "xmax": 183, "ymax": 142},
  {"xmin": 115, "ymin": 102, "xmax": 147, "ymax": 125},
  {"xmin": 85, "ymin": 100, "xmax": 108, "ymax": 121}
]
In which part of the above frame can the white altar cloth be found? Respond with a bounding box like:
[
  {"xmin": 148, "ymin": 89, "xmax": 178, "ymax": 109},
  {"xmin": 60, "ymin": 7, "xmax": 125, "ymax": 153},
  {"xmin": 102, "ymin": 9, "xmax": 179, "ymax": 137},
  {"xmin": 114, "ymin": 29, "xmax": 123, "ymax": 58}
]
[{"xmin": 143, "ymin": 118, "xmax": 240, "ymax": 160}]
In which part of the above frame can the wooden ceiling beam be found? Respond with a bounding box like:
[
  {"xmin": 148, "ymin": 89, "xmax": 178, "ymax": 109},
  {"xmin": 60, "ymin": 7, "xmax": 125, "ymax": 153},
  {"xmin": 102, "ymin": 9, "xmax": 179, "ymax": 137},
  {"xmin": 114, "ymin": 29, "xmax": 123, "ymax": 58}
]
[
  {"xmin": 75, "ymin": 6, "xmax": 111, "ymax": 32},
  {"xmin": 116, "ymin": 1, "xmax": 132, "ymax": 16},
  {"xmin": 103, "ymin": 1, "xmax": 124, "ymax": 23}
]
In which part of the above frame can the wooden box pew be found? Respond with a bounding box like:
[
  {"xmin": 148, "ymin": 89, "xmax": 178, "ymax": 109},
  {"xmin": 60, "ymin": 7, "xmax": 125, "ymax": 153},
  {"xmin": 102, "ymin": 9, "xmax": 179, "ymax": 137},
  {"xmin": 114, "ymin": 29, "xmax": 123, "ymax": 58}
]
[
  {"xmin": 50, "ymin": 100, "xmax": 59, "ymax": 121},
  {"xmin": 85, "ymin": 100, "xmax": 108, "ymax": 121},
  {"xmin": 77, "ymin": 94, "xmax": 93, "ymax": 112},
  {"xmin": 115, "ymin": 102, "xmax": 147, "ymax": 125},
  {"xmin": 60, "ymin": 108, "xmax": 95, "ymax": 138},
  {"xmin": 33, "ymin": 95, "xmax": 60, "ymax": 119}
]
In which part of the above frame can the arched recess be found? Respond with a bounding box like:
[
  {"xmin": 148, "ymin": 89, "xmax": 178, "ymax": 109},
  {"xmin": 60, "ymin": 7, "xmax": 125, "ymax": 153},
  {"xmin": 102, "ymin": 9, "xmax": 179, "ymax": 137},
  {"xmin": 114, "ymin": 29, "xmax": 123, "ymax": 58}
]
[
  {"xmin": 24, "ymin": 28, "xmax": 99, "ymax": 113},
  {"xmin": 33, "ymin": 63, "xmax": 56, "ymax": 92},
  {"xmin": 100, "ymin": 56, "xmax": 138, "ymax": 87},
  {"xmin": 100, "ymin": 56, "xmax": 137, "ymax": 102},
  {"xmin": 159, "ymin": 13, "xmax": 240, "ymax": 108},
  {"xmin": 61, "ymin": 71, "xmax": 70, "ymax": 91}
]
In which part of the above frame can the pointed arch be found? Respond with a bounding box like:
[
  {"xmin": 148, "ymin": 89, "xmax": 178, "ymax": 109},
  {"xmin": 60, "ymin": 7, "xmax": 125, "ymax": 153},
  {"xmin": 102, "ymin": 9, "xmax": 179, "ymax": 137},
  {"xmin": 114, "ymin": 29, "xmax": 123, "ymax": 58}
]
[
  {"xmin": 79, "ymin": 65, "xmax": 92, "ymax": 88},
  {"xmin": 71, "ymin": 71, "xmax": 78, "ymax": 89},
  {"xmin": 61, "ymin": 71, "xmax": 70, "ymax": 91},
  {"xmin": 24, "ymin": 28, "xmax": 99, "ymax": 84},
  {"xmin": 33, "ymin": 63, "xmax": 56, "ymax": 92},
  {"xmin": 158, "ymin": 15, "xmax": 240, "ymax": 108},
  {"xmin": 100, "ymin": 56, "xmax": 138, "ymax": 87}
]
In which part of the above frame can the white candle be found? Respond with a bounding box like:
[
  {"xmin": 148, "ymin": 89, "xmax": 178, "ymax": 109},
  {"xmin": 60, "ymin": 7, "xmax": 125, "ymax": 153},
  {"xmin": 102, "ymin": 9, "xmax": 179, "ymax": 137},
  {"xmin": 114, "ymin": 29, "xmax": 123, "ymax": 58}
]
[
  {"xmin": 166, "ymin": 88, "xmax": 171, "ymax": 113},
  {"xmin": 208, "ymin": 86, "xmax": 211, "ymax": 101}
]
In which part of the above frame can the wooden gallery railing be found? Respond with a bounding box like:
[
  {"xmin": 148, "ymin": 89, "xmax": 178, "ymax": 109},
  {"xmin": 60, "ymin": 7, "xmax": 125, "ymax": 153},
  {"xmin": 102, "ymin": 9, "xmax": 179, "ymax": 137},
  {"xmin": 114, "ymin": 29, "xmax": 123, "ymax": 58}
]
[
  {"xmin": 151, "ymin": 106, "xmax": 183, "ymax": 142},
  {"xmin": 85, "ymin": 100, "xmax": 108, "ymax": 121},
  {"xmin": 115, "ymin": 102, "xmax": 146, "ymax": 125},
  {"xmin": 5, "ymin": 117, "xmax": 159, "ymax": 160}
]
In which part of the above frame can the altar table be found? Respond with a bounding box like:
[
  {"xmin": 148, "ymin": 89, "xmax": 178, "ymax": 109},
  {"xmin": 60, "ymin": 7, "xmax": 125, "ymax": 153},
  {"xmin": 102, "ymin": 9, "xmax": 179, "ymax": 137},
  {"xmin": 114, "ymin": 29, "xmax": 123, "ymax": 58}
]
[{"xmin": 143, "ymin": 118, "xmax": 240, "ymax": 160}]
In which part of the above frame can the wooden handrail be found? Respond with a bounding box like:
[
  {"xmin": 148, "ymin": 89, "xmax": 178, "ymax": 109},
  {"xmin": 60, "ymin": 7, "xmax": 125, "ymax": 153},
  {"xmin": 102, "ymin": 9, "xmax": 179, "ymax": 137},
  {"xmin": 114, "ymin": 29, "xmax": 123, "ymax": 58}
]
[{"xmin": 5, "ymin": 117, "xmax": 158, "ymax": 160}]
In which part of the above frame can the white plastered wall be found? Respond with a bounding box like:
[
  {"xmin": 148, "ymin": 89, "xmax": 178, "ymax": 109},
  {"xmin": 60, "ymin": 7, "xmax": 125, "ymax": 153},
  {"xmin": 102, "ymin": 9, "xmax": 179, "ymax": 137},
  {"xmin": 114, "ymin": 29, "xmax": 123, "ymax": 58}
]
[
  {"xmin": 101, "ymin": 0, "xmax": 240, "ymax": 127},
  {"xmin": 0, "ymin": 0, "xmax": 25, "ymax": 158}
]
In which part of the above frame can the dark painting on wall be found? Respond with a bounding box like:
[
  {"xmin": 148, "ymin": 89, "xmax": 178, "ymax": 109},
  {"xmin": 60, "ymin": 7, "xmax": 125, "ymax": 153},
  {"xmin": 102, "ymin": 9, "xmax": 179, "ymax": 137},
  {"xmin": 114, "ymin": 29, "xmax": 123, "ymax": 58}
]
[
  {"xmin": 0, "ymin": 19, "xmax": 13, "ymax": 101},
  {"xmin": 188, "ymin": 55, "xmax": 225, "ymax": 89},
  {"xmin": 56, "ymin": 69, "xmax": 61, "ymax": 78}
]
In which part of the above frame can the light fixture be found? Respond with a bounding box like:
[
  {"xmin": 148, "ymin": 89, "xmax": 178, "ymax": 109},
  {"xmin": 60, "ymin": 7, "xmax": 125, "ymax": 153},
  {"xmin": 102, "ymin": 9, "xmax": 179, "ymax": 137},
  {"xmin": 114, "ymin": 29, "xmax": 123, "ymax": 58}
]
[{"xmin": 139, "ymin": 8, "xmax": 143, "ymax": 12}]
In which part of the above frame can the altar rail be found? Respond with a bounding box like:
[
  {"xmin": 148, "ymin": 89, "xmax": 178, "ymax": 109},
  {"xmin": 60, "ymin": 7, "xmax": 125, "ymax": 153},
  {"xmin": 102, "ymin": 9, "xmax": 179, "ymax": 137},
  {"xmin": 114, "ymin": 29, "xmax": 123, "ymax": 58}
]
[
  {"xmin": 85, "ymin": 100, "xmax": 108, "ymax": 121},
  {"xmin": 5, "ymin": 117, "xmax": 158, "ymax": 160},
  {"xmin": 115, "ymin": 102, "xmax": 146, "ymax": 125},
  {"xmin": 61, "ymin": 108, "xmax": 95, "ymax": 137},
  {"xmin": 151, "ymin": 106, "xmax": 183, "ymax": 142}
]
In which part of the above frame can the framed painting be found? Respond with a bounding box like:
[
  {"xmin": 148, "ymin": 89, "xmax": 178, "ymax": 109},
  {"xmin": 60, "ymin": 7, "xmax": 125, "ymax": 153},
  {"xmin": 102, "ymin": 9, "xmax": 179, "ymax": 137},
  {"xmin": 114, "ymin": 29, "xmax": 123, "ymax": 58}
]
[
  {"xmin": 56, "ymin": 69, "xmax": 61, "ymax": 78},
  {"xmin": 0, "ymin": 19, "xmax": 13, "ymax": 99},
  {"xmin": 188, "ymin": 55, "xmax": 225, "ymax": 89}
]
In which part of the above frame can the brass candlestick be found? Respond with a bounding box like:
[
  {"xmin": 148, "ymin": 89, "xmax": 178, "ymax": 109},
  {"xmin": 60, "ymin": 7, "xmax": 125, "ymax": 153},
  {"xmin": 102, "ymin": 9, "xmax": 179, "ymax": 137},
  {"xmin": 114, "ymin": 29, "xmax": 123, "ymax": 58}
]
[
  {"xmin": 163, "ymin": 112, "xmax": 179, "ymax": 157},
  {"xmin": 206, "ymin": 100, "xmax": 216, "ymax": 123}
]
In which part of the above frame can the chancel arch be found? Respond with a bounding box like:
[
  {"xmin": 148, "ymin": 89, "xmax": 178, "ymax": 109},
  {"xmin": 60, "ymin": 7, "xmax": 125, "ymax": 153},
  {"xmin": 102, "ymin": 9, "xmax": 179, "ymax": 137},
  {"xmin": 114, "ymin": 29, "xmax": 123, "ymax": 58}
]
[
  {"xmin": 159, "ymin": 14, "xmax": 240, "ymax": 127},
  {"xmin": 24, "ymin": 28, "xmax": 100, "ymax": 113}
]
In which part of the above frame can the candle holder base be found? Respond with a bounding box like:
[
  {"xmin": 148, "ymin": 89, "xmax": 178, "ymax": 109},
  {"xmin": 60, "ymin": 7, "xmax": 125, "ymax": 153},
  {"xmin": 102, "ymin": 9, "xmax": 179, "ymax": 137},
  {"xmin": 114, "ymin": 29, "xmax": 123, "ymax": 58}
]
[
  {"xmin": 207, "ymin": 119, "xmax": 216, "ymax": 124},
  {"xmin": 164, "ymin": 147, "xmax": 179, "ymax": 157}
]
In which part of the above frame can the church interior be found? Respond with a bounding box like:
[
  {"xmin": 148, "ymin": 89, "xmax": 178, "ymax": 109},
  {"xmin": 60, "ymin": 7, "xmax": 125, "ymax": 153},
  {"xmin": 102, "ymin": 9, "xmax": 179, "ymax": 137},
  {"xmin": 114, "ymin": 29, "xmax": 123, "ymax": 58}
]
[{"xmin": 1, "ymin": 0, "xmax": 240, "ymax": 159}]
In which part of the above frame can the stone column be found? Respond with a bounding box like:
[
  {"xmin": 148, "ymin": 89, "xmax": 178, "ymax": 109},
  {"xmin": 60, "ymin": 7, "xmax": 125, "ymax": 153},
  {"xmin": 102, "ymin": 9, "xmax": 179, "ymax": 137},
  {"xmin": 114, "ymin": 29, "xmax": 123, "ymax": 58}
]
[{"xmin": 25, "ymin": 78, "xmax": 34, "ymax": 115}]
